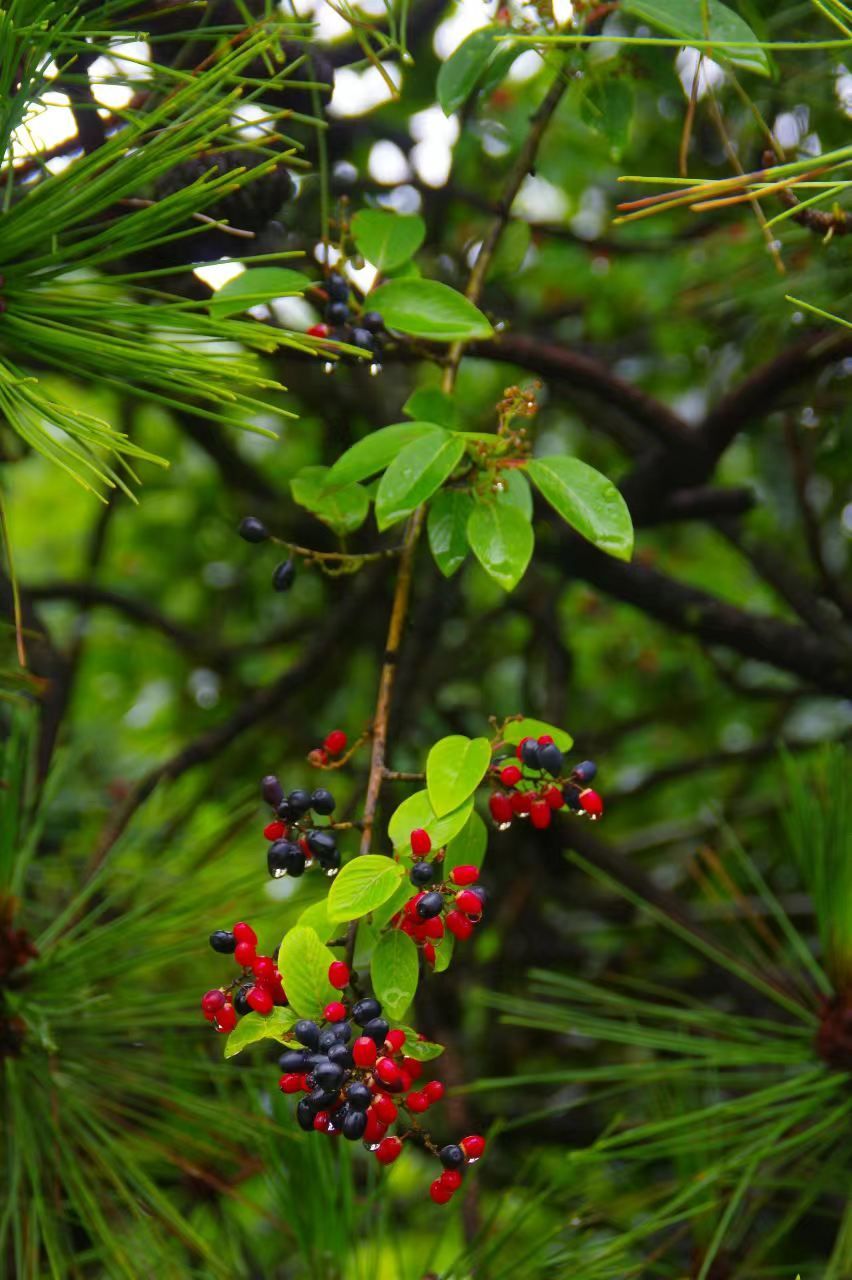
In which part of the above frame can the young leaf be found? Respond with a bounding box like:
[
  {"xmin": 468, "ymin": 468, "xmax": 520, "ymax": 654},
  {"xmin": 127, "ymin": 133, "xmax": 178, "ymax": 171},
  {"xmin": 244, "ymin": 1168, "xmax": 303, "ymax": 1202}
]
[
  {"xmin": 327, "ymin": 854, "xmax": 406, "ymax": 923},
  {"xmin": 297, "ymin": 897, "xmax": 336, "ymax": 944},
  {"xmin": 403, "ymin": 388, "xmax": 459, "ymax": 428},
  {"xmin": 502, "ymin": 717, "xmax": 573, "ymax": 753},
  {"xmin": 371, "ymin": 930, "xmax": 419, "ymax": 1021},
  {"xmin": 224, "ymin": 1007, "xmax": 298, "ymax": 1059},
  {"xmin": 428, "ymin": 489, "xmax": 473, "ymax": 577},
  {"xmin": 369, "ymin": 280, "xmax": 494, "ymax": 342},
  {"xmin": 427, "ymin": 735, "xmax": 491, "ymax": 817},
  {"xmin": 526, "ymin": 456, "xmax": 634, "ymax": 562},
  {"xmin": 351, "ymin": 209, "xmax": 425, "ymax": 271},
  {"xmin": 445, "ymin": 810, "xmax": 489, "ymax": 875},
  {"xmin": 277, "ymin": 926, "xmax": 337, "ymax": 1020},
  {"xmin": 291, "ymin": 465, "xmax": 369, "ymax": 536},
  {"xmin": 433, "ymin": 936, "xmax": 455, "ymax": 974},
  {"xmin": 621, "ymin": 0, "xmax": 771, "ymax": 76},
  {"xmin": 375, "ymin": 431, "xmax": 466, "ymax": 531},
  {"xmin": 499, "ymin": 469, "xmax": 533, "ymax": 520},
  {"xmin": 388, "ymin": 789, "xmax": 474, "ymax": 855},
  {"xmin": 467, "ymin": 500, "xmax": 534, "ymax": 591},
  {"xmin": 325, "ymin": 423, "xmax": 443, "ymax": 490},
  {"xmin": 208, "ymin": 267, "xmax": 311, "ymax": 318},
  {"xmin": 394, "ymin": 1028, "xmax": 445, "ymax": 1060},
  {"xmin": 437, "ymin": 26, "xmax": 520, "ymax": 114}
]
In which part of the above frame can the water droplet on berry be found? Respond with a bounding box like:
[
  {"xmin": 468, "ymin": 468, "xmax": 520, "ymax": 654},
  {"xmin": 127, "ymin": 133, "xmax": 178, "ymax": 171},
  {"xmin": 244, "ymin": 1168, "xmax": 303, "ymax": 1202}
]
[
  {"xmin": 323, "ymin": 361, "xmax": 335, "ymax": 375},
  {"xmin": 369, "ymin": 362, "xmax": 382, "ymax": 377}
]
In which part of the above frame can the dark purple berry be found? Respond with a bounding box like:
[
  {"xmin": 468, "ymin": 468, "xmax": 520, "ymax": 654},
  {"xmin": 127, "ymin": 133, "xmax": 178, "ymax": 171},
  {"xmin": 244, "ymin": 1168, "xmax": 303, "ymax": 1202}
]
[
  {"xmin": 346, "ymin": 1081, "xmax": 372, "ymax": 1110},
  {"xmin": 311, "ymin": 1059, "xmax": 344, "ymax": 1090},
  {"xmin": 362, "ymin": 311, "xmax": 384, "ymax": 333},
  {"xmin": 410, "ymin": 861, "xmax": 435, "ymax": 886},
  {"xmin": 352, "ymin": 998, "xmax": 382, "ymax": 1026},
  {"xmin": 327, "ymin": 1042, "xmax": 353, "ymax": 1068},
  {"xmin": 297, "ymin": 1098, "xmax": 315, "ymax": 1131},
  {"xmin": 287, "ymin": 788, "xmax": 313, "ymax": 816},
  {"xmin": 574, "ymin": 760, "xmax": 597, "ymax": 783},
  {"xmin": 350, "ymin": 327, "xmax": 375, "ymax": 355},
  {"xmin": 273, "ymin": 560, "xmax": 296, "ymax": 592},
  {"xmin": 209, "ymin": 929, "xmax": 236, "ymax": 954},
  {"xmin": 326, "ymin": 300, "xmax": 349, "ymax": 325},
  {"xmin": 327, "ymin": 271, "xmax": 349, "ymax": 301},
  {"xmin": 520, "ymin": 739, "xmax": 541, "ymax": 769},
  {"xmin": 440, "ymin": 1143, "xmax": 465, "ymax": 1169},
  {"xmin": 539, "ymin": 743, "xmax": 564, "ymax": 777},
  {"xmin": 311, "ymin": 788, "xmax": 336, "ymax": 815},
  {"xmin": 362, "ymin": 1017, "xmax": 390, "ymax": 1046},
  {"xmin": 342, "ymin": 1109, "xmax": 368, "ymax": 1140},
  {"xmin": 279, "ymin": 1049, "xmax": 309, "ymax": 1072},
  {"xmin": 267, "ymin": 840, "xmax": 305, "ymax": 879},
  {"xmin": 238, "ymin": 516, "xmax": 269, "ymax": 543},
  {"xmin": 262, "ymin": 774, "xmax": 284, "ymax": 807},
  {"xmin": 415, "ymin": 891, "xmax": 444, "ymax": 920},
  {"xmin": 562, "ymin": 783, "xmax": 582, "ymax": 811},
  {"xmin": 294, "ymin": 1019, "xmax": 320, "ymax": 1049},
  {"xmin": 234, "ymin": 985, "xmax": 252, "ymax": 1016}
]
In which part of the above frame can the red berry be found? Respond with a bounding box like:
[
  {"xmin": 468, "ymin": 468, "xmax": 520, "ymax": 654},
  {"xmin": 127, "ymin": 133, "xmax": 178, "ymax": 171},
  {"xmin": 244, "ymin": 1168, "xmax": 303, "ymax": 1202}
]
[
  {"xmin": 399, "ymin": 1069, "xmax": 414, "ymax": 1092},
  {"xmin": 234, "ymin": 940, "xmax": 256, "ymax": 967},
  {"xmin": 308, "ymin": 747, "xmax": 329, "ymax": 767},
  {"xmin": 429, "ymin": 1178, "xmax": 454, "ymax": 1204},
  {"xmin": 214, "ymin": 1002, "xmax": 236, "ymax": 1033},
  {"xmin": 510, "ymin": 789, "xmax": 533, "ymax": 815},
  {"xmin": 500, "ymin": 764, "xmax": 522, "ymax": 787},
  {"xmin": 313, "ymin": 1111, "xmax": 331, "ymax": 1132},
  {"xmin": 423, "ymin": 916, "xmax": 444, "ymax": 940},
  {"xmin": 423, "ymin": 942, "xmax": 436, "ymax": 967},
  {"xmin": 263, "ymin": 820, "xmax": 285, "ymax": 841},
  {"xmin": 373, "ymin": 1094, "xmax": 398, "ymax": 1125},
  {"xmin": 489, "ymin": 792, "xmax": 513, "ymax": 824},
  {"xmin": 460, "ymin": 1134, "xmax": 486, "ymax": 1160},
  {"xmin": 406, "ymin": 1090, "xmax": 429, "ymax": 1113},
  {"xmin": 410, "ymin": 828, "xmax": 431, "ymax": 856},
  {"xmin": 385, "ymin": 1028, "xmax": 406, "ymax": 1052},
  {"xmin": 353, "ymin": 1035, "xmax": 377, "ymax": 1067},
  {"xmin": 455, "ymin": 889, "xmax": 484, "ymax": 917},
  {"xmin": 363, "ymin": 1108, "xmax": 387, "ymax": 1144},
  {"xmin": 530, "ymin": 798, "xmax": 551, "ymax": 830},
  {"xmin": 424, "ymin": 1080, "xmax": 444, "ymax": 1104},
  {"xmin": 307, "ymin": 323, "xmax": 329, "ymax": 338},
  {"xmin": 375, "ymin": 1056, "xmax": 401, "ymax": 1088},
  {"xmin": 201, "ymin": 989, "xmax": 225, "ymax": 1016},
  {"xmin": 324, "ymin": 729, "xmax": 347, "ymax": 755},
  {"xmin": 543, "ymin": 785, "xmax": 565, "ymax": 810},
  {"xmin": 450, "ymin": 865, "xmax": 479, "ymax": 886},
  {"xmin": 537, "ymin": 734, "xmax": 554, "ymax": 745},
  {"xmin": 439, "ymin": 1168, "xmax": 463, "ymax": 1191},
  {"xmin": 446, "ymin": 910, "xmax": 474, "ymax": 941},
  {"xmin": 233, "ymin": 922, "xmax": 257, "ymax": 945},
  {"xmin": 279, "ymin": 1073, "xmax": 303, "ymax": 1094},
  {"xmin": 375, "ymin": 1136, "xmax": 403, "ymax": 1165},
  {"xmin": 328, "ymin": 961, "xmax": 350, "ymax": 990},
  {"xmin": 253, "ymin": 956, "xmax": 276, "ymax": 983},
  {"xmin": 247, "ymin": 985, "xmax": 274, "ymax": 1015},
  {"xmin": 402, "ymin": 1056, "xmax": 423, "ymax": 1080},
  {"xmin": 579, "ymin": 788, "xmax": 604, "ymax": 818},
  {"xmin": 323, "ymin": 1001, "xmax": 346, "ymax": 1022}
]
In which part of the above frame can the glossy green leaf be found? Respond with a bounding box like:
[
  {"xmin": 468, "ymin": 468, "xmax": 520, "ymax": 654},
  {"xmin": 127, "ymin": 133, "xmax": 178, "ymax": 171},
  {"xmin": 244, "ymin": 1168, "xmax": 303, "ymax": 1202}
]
[
  {"xmin": 526, "ymin": 456, "xmax": 634, "ymax": 561},
  {"xmin": 621, "ymin": 0, "xmax": 771, "ymax": 76},
  {"xmin": 433, "ymin": 936, "xmax": 455, "ymax": 974},
  {"xmin": 503, "ymin": 717, "xmax": 573, "ymax": 753},
  {"xmin": 224, "ymin": 1006, "xmax": 297, "ymax": 1059},
  {"xmin": 427, "ymin": 489, "xmax": 472, "ymax": 577},
  {"xmin": 327, "ymin": 854, "xmax": 406, "ymax": 923},
  {"xmin": 388, "ymin": 789, "xmax": 474, "ymax": 855},
  {"xmin": 325, "ymin": 423, "xmax": 443, "ymax": 490},
  {"xmin": 499, "ymin": 469, "xmax": 533, "ymax": 520},
  {"xmin": 375, "ymin": 431, "xmax": 466, "ymax": 531},
  {"xmin": 208, "ymin": 267, "xmax": 311, "ymax": 317},
  {"xmin": 394, "ymin": 1028, "xmax": 445, "ymax": 1060},
  {"xmin": 403, "ymin": 388, "xmax": 459, "ymax": 428},
  {"xmin": 369, "ymin": 280, "xmax": 494, "ymax": 342},
  {"xmin": 291, "ymin": 465, "xmax": 369, "ymax": 536},
  {"xmin": 427, "ymin": 734, "xmax": 491, "ymax": 817},
  {"xmin": 437, "ymin": 25, "xmax": 520, "ymax": 114},
  {"xmin": 445, "ymin": 810, "xmax": 489, "ymax": 876},
  {"xmin": 371, "ymin": 930, "xmax": 419, "ymax": 1021},
  {"xmin": 277, "ymin": 926, "xmax": 337, "ymax": 1020},
  {"xmin": 297, "ymin": 897, "xmax": 336, "ymax": 943},
  {"xmin": 467, "ymin": 500, "xmax": 534, "ymax": 591},
  {"xmin": 351, "ymin": 209, "xmax": 425, "ymax": 271}
]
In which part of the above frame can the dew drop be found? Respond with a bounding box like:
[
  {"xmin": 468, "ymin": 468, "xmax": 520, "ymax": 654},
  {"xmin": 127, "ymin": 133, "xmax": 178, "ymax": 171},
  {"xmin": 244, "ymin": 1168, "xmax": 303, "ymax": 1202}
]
[
  {"xmin": 323, "ymin": 361, "xmax": 335, "ymax": 376},
  {"xmin": 369, "ymin": 361, "xmax": 382, "ymax": 377}
]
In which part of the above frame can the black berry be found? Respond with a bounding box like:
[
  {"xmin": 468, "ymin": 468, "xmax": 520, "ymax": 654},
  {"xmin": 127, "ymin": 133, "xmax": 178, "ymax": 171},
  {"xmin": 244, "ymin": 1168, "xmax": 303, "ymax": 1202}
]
[
  {"xmin": 327, "ymin": 271, "xmax": 349, "ymax": 301},
  {"xmin": 238, "ymin": 516, "xmax": 269, "ymax": 543},
  {"xmin": 350, "ymin": 327, "xmax": 375, "ymax": 354},
  {"xmin": 332, "ymin": 1021, "xmax": 352, "ymax": 1043},
  {"xmin": 342, "ymin": 1109, "xmax": 368, "ymax": 1140},
  {"xmin": 327, "ymin": 1043, "xmax": 353, "ymax": 1068},
  {"xmin": 279, "ymin": 1049, "xmax": 309, "ymax": 1072},
  {"xmin": 234, "ymin": 985, "xmax": 252, "ymax": 1016},
  {"xmin": 574, "ymin": 760, "xmax": 597, "ymax": 783},
  {"xmin": 562, "ymin": 783, "xmax": 582, "ymax": 811},
  {"xmin": 416, "ymin": 891, "xmax": 444, "ymax": 920},
  {"xmin": 268, "ymin": 839, "xmax": 305, "ymax": 879},
  {"xmin": 539, "ymin": 743, "xmax": 564, "ymax": 776},
  {"xmin": 261, "ymin": 775, "xmax": 284, "ymax": 808},
  {"xmin": 287, "ymin": 788, "xmax": 313, "ymax": 816},
  {"xmin": 273, "ymin": 560, "xmax": 296, "ymax": 592},
  {"xmin": 326, "ymin": 300, "xmax": 349, "ymax": 326},
  {"xmin": 410, "ymin": 861, "xmax": 435, "ymax": 886},
  {"xmin": 440, "ymin": 1143, "xmax": 465, "ymax": 1169},
  {"xmin": 362, "ymin": 311, "xmax": 384, "ymax": 333},
  {"xmin": 346, "ymin": 1081, "xmax": 372, "ymax": 1110},
  {"xmin": 362, "ymin": 1017, "xmax": 390, "ymax": 1046},
  {"xmin": 296, "ymin": 1098, "xmax": 315, "ymax": 1131},
  {"xmin": 352, "ymin": 998, "xmax": 382, "ymax": 1026},
  {"xmin": 294, "ymin": 1019, "xmax": 321, "ymax": 1049},
  {"xmin": 311, "ymin": 788, "xmax": 336, "ymax": 815},
  {"xmin": 311, "ymin": 1060, "xmax": 344, "ymax": 1091},
  {"xmin": 520, "ymin": 739, "xmax": 541, "ymax": 769},
  {"xmin": 307, "ymin": 829, "xmax": 337, "ymax": 862},
  {"xmin": 209, "ymin": 929, "xmax": 236, "ymax": 954}
]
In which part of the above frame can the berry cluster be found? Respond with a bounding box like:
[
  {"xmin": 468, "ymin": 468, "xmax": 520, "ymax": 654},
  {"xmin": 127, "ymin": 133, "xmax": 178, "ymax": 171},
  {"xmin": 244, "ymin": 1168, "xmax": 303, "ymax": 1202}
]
[
  {"xmin": 201, "ymin": 922, "xmax": 287, "ymax": 1033},
  {"xmin": 391, "ymin": 829, "xmax": 485, "ymax": 964},
  {"xmin": 261, "ymin": 774, "xmax": 341, "ymax": 878},
  {"xmin": 488, "ymin": 737, "xmax": 603, "ymax": 830},
  {"xmin": 307, "ymin": 270, "xmax": 386, "ymax": 370},
  {"xmin": 236, "ymin": 517, "xmax": 296, "ymax": 594},
  {"xmin": 278, "ymin": 980, "xmax": 485, "ymax": 1203}
]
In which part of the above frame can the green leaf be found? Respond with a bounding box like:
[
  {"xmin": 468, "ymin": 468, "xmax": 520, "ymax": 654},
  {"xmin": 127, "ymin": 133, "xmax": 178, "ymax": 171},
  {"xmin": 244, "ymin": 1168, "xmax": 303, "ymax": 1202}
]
[
  {"xmin": 224, "ymin": 1007, "xmax": 298, "ymax": 1059},
  {"xmin": 579, "ymin": 77, "xmax": 633, "ymax": 160},
  {"xmin": 426, "ymin": 735, "xmax": 491, "ymax": 817},
  {"xmin": 427, "ymin": 489, "xmax": 473, "ymax": 578},
  {"xmin": 486, "ymin": 220, "xmax": 531, "ymax": 282},
  {"xmin": 499, "ymin": 469, "xmax": 533, "ymax": 520},
  {"xmin": 325, "ymin": 423, "xmax": 443, "ymax": 490},
  {"xmin": 351, "ymin": 209, "xmax": 425, "ymax": 271},
  {"xmin": 388, "ymin": 789, "xmax": 474, "ymax": 855},
  {"xmin": 621, "ymin": 0, "xmax": 771, "ymax": 76},
  {"xmin": 437, "ymin": 26, "xmax": 520, "ymax": 114},
  {"xmin": 526, "ymin": 456, "xmax": 634, "ymax": 562},
  {"xmin": 208, "ymin": 267, "xmax": 311, "ymax": 317},
  {"xmin": 434, "ymin": 936, "xmax": 455, "ymax": 973},
  {"xmin": 297, "ymin": 897, "xmax": 336, "ymax": 944},
  {"xmin": 277, "ymin": 926, "xmax": 337, "ymax": 1019},
  {"xmin": 369, "ymin": 280, "xmax": 494, "ymax": 342},
  {"xmin": 291, "ymin": 465, "xmax": 369, "ymax": 536},
  {"xmin": 394, "ymin": 1028, "xmax": 445, "ymax": 1060},
  {"xmin": 503, "ymin": 717, "xmax": 573, "ymax": 753},
  {"xmin": 445, "ymin": 810, "xmax": 489, "ymax": 876},
  {"xmin": 371, "ymin": 930, "xmax": 419, "ymax": 1021},
  {"xmin": 327, "ymin": 855, "xmax": 406, "ymax": 923},
  {"xmin": 370, "ymin": 878, "xmax": 413, "ymax": 931},
  {"xmin": 403, "ymin": 388, "xmax": 459, "ymax": 428},
  {"xmin": 375, "ymin": 431, "xmax": 466, "ymax": 531},
  {"xmin": 467, "ymin": 500, "xmax": 534, "ymax": 591}
]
